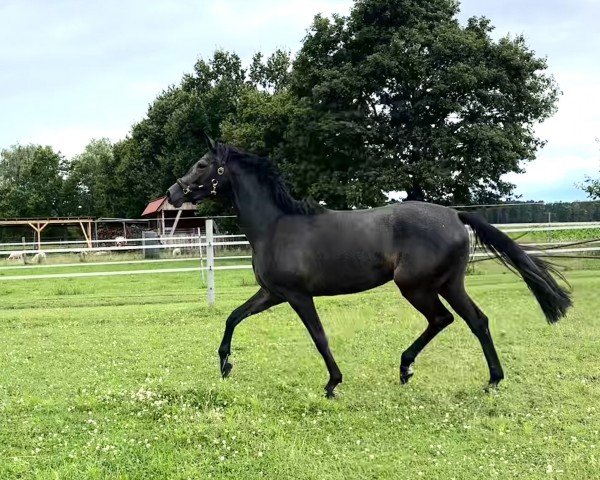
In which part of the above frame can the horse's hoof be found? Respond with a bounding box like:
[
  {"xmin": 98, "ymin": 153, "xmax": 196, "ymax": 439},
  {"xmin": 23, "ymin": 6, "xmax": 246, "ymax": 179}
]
[
  {"xmin": 400, "ymin": 365, "xmax": 414, "ymax": 384},
  {"xmin": 221, "ymin": 362, "xmax": 233, "ymax": 378},
  {"xmin": 325, "ymin": 388, "xmax": 336, "ymax": 399},
  {"xmin": 484, "ymin": 380, "xmax": 502, "ymax": 393},
  {"xmin": 220, "ymin": 356, "xmax": 233, "ymax": 378}
]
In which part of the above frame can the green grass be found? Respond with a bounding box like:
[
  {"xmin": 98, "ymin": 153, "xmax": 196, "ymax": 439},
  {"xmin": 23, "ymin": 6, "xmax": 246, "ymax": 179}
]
[
  {"xmin": 508, "ymin": 228, "xmax": 600, "ymax": 244},
  {"xmin": 1, "ymin": 264, "xmax": 599, "ymax": 479}
]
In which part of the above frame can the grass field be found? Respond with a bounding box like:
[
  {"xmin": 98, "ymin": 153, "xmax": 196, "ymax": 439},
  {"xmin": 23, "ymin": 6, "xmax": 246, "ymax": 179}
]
[
  {"xmin": 0, "ymin": 261, "xmax": 599, "ymax": 479},
  {"xmin": 508, "ymin": 228, "xmax": 600, "ymax": 245}
]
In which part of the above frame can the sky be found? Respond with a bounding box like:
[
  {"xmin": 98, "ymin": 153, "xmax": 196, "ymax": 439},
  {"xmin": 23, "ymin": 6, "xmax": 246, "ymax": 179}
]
[{"xmin": 1, "ymin": 0, "xmax": 598, "ymax": 202}]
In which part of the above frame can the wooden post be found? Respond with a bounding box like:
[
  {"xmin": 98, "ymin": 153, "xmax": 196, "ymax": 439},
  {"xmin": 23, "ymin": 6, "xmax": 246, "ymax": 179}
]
[
  {"xmin": 87, "ymin": 221, "xmax": 93, "ymax": 249},
  {"xmin": 206, "ymin": 219, "xmax": 215, "ymax": 306},
  {"xmin": 79, "ymin": 221, "xmax": 92, "ymax": 249},
  {"xmin": 170, "ymin": 210, "xmax": 182, "ymax": 236},
  {"xmin": 28, "ymin": 222, "xmax": 48, "ymax": 252}
]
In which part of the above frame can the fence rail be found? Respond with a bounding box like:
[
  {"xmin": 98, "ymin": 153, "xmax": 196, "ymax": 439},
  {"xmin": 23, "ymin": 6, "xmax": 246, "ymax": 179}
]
[
  {"xmin": 494, "ymin": 221, "xmax": 600, "ymax": 228},
  {"xmin": 0, "ymin": 234, "xmax": 246, "ymax": 248},
  {"xmin": 0, "ymin": 264, "xmax": 254, "ymax": 282},
  {"xmin": 0, "ymin": 255, "xmax": 253, "ymax": 271},
  {"xmin": 1, "ymin": 220, "xmax": 599, "ymax": 305},
  {"xmin": 0, "ymin": 244, "xmax": 251, "ymax": 256}
]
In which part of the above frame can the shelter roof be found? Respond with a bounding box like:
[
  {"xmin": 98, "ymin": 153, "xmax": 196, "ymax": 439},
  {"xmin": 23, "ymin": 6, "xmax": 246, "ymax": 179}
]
[{"xmin": 141, "ymin": 197, "xmax": 197, "ymax": 216}]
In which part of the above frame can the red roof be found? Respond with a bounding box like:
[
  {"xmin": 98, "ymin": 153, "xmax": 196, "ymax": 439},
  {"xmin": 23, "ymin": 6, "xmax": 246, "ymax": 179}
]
[{"xmin": 141, "ymin": 197, "xmax": 167, "ymax": 216}]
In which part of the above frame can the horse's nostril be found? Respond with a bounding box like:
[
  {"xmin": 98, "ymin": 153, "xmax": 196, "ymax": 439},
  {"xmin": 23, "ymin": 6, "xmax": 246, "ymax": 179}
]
[{"xmin": 166, "ymin": 190, "xmax": 171, "ymax": 199}]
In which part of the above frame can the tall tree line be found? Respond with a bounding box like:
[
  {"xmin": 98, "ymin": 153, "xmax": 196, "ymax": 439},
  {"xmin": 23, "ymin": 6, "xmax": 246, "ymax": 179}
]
[{"xmin": 3, "ymin": 0, "xmax": 584, "ymax": 220}]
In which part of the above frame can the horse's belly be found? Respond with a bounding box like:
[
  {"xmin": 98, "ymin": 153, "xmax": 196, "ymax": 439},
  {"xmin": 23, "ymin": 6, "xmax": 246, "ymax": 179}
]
[
  {"xmin": 310, "ymin": 274, "xmax": 392, "ymax": 296},
  {"xmin": 297, "ymin": 252, "xmax": 395, "ymax": 296},
  {"xmin": 254, "ymin": 251, "xmax": 393, "ymax": 297}
]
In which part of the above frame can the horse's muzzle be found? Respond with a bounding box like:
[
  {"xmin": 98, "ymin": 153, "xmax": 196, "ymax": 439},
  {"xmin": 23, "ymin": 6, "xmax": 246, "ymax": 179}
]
[{"xmin": 166, "ymin": 183, "xmax": 185, "ymax": 208}]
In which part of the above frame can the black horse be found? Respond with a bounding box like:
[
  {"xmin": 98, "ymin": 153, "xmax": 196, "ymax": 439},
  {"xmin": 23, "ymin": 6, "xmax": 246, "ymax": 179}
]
[{"xmin": 167, "ymin": 135, "xmax": 572, "ymax": 397}]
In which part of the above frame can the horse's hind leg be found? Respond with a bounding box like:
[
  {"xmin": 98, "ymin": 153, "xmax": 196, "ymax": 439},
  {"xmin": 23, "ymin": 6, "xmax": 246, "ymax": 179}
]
[
  {"xmin": 398, "ymin": 287, "xmax": 454, "ymax": 384},
  {"xmin": 441, "ymin": 280, "xmax": 504, "ymax": 388}
]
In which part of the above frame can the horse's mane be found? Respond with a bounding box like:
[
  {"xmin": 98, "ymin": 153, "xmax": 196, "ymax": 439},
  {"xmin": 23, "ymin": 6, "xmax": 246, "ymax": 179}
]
[{"xmin": 217, "ymin": 144, "xmax": 324, "ymax": 216}]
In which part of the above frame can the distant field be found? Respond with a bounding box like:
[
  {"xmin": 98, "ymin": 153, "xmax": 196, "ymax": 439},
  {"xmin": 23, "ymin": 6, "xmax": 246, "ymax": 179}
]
[
  {"xmin": 507, "ymin": 227, "xmax": 600, "ymax": 244},
  {"xmin": 0, "ymin": 261, "xmax": 599, "ymax": 479}
]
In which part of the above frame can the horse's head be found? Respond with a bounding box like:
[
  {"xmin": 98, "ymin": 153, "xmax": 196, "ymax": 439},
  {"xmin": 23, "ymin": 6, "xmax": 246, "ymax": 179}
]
[{"xmin": 166, "ymin": 133, "xmax": 231, "ymax": 208}]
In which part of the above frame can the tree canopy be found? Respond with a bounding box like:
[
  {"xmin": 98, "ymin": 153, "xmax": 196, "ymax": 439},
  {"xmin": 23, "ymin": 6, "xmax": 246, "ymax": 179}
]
[
  {"xmin": 0, "ymin": 0, "xmax": 564, "ymax": 219},
  {"xmin": 62, "ymin": 138, "xmax": 118, "ymax": 217},
  {"xmin": 282, "ymin": 0, "xmax": 559, "ymax": 207},
  {"xmin": 0, "ymin": 145, "xmax": 66, "ymax": 217}
]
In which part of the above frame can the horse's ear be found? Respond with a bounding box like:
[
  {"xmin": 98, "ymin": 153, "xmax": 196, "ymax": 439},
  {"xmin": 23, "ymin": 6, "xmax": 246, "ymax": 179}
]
[{"xmin": 202, "ymin": 132, "xmax": 217, "ymax": 152}]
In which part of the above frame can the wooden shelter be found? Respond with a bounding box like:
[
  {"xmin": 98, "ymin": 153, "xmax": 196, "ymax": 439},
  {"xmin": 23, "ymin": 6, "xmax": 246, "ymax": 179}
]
[
  {"xmin": 0, "ymin": 217, "xmax": 94, "ymax": 250},
  {"xmin": 141, "ymin": 196, "xmax": 203, "ymax": 235}
]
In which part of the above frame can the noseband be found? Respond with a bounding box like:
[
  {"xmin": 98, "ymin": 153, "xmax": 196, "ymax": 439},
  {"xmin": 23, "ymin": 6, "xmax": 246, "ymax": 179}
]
[{"xmin": 177, "ymin": 166, "xmax": 225, "ymax": 196}]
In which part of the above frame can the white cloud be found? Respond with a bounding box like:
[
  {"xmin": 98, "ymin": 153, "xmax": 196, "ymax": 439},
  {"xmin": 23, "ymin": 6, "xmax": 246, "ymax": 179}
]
[
  {"xmin": 506, "ymin": 154, "xmax": 594, "ymax": 185},
  {"xmin": 536, "ymin": 71, "xmax": 600, "ymax": 149},
  {"xmin": 29, "ymin": 126, "xmax": 128, "ymax": 158},
  {"xmin": 506, "ymin": 68, "xmax": 600, "ymax": 198}
]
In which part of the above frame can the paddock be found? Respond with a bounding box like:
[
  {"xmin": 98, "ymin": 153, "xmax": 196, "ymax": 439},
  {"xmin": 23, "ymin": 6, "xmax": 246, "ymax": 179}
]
[{"xmin": 0, "ymin": 224, "xmax": 599, "ymax": 478}]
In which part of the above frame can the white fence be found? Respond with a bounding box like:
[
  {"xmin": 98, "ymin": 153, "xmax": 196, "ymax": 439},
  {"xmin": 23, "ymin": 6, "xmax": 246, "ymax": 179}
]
[
  {"xmin": 0, "ymin": 220, "xmax": 251, "ymax": 306},
  {"xmin": 475, "ymin": 221, "xmax": 600, "ymax": 258},
  {"xmin": 1, "ymin": 220, "xmax": 599, "ymax": 305}
]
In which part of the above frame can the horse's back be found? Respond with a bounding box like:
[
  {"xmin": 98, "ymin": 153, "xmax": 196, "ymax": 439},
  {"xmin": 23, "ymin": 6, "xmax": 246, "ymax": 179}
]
[
  {"xmin": 317, "ymin": 201, "xmax": 470, "ymax": 289},
  {"xmin": 257, "ymin": 202, "xmax": 469, "ymax": 296}
]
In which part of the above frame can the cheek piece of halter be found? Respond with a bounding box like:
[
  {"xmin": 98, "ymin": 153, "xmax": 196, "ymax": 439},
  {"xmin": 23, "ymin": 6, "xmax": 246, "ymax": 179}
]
[{"xmin": 177, "ymin": 165, "xmax": 225, "ymax": 197}]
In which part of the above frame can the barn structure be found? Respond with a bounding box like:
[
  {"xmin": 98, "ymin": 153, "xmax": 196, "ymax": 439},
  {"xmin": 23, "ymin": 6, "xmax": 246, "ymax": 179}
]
[
  {"xmin": 141, "ymin": 196, "xmax": 203, "ymax": 235},
  {"xmin": 0, "ymin": 217, "xmax": 94, "ymax": 249}
]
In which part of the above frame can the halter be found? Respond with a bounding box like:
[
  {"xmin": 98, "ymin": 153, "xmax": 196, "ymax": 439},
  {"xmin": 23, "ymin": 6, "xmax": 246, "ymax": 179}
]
[{"xmin": 177, "ymin": 165, "xmax": 225, "ymax": 196}]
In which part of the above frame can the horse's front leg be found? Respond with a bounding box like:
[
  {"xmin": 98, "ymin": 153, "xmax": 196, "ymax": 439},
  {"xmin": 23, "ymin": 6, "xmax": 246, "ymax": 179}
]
[
  {"xmin": 287, "ymin": 294, "xmax": 342, "ymax": 398},
  {"xmin": 218, "ymin": 288, "xmax": 282, "ymax": 378}
]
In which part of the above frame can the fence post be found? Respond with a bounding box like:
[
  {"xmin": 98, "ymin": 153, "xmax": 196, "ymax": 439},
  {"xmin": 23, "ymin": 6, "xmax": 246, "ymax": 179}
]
[
  {"xmin": 21, "ymin": 236, "xmax": 27, "ymax": 265},
  {"xmin": 206, "ymin": 219, "xmax": 215, "ymax": 306},
  {"xmin": 198, "ymin": 227, "xmax": 205, "ymax": 285}
]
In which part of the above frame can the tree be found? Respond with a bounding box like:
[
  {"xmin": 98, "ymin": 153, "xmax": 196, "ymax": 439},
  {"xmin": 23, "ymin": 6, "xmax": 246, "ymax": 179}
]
[
  {"xmin": 111, "ymin": 50, "xmax": 248, "ymax": 218},
  {"xmin": 0, "ymin": 144, "xmax": 65, "ymax": 217},
  {"xmin": 221, "ymin": 50, "xmax": 294, "ymax": 156},
  {"xmin": 248, "ymin": 50, "xmax": 292, "ymax": 94},
  {"xmin": 580, "ymin": 140, "xmax": 600, "ymax": 199},
  {"xmin": 582, "ymin": 175, "xmax": 600, "ymax": 200},
  {"xmin": 108, "ymin": 49, "xmax": 295, "ymax": 219},
  {"xmin": 63, "ymin": 138, "xmax": 118, "ymax": 217},
  {"xmin": 284, "ymin": 0, "xmax": 560, "ymax": 208}
]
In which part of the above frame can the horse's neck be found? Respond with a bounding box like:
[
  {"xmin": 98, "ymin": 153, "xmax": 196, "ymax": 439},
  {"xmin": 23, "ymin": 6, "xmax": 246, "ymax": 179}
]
[{"xmin": 230, "ymin": 168, "xmax": 282, "ymax": 245}]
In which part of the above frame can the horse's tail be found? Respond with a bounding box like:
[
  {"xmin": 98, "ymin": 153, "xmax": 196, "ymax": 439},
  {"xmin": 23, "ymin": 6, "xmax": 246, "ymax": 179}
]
[{"xmin": 458, "ymin": 212, "xmax": 572, "ymax": 323}]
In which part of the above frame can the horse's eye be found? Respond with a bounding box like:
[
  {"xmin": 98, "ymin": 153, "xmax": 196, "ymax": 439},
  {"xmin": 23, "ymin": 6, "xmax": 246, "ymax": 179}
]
[{"xmin": 198, "ymin": 160, "xmax": 209, "ymax": 168}]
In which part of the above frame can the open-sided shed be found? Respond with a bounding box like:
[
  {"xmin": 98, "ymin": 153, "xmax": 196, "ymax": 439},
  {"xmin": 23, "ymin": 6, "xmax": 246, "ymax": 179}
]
[
  {"xmin": 141, "ymin": 196, "xmax": 203, "ymax": 235},
  {"xmin": 0, "ymin": 217, "xmax": 94, "ymax": 249}
]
